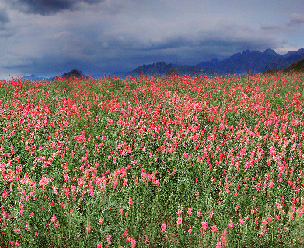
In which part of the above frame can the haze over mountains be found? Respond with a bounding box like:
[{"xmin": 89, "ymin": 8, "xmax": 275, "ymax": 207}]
[{"xmin": 20, "ymin": 48, "xmax": 304, "ymax": 81}]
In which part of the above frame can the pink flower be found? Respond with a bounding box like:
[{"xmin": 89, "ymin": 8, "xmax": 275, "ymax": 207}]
[
  {"xmin": 99, "ymin": 217, "xmax": 103, "ymax": 224},
  {"xmin": 187, "ymin": 208, "xmax": 192, "ymax": 217},
  {"xmin": 197, "ymin": 209, "xmax": 201, "ymax": 218},
  {"xmin": 121, "ymin": 229, "xmax": 128, "ymax": 238},
  {"xmin": 2, "ymin": 190, "xmax": 8, "ymax": 199},
  {"xmin": 201, "ymin": 221, "xmax": 207, "ymax": 231},
  {"xmin": 131, "ymin": 238, "xmax": 136, "ymax": 247},
  {"xmin": 228, "ymin": 220, "xmax": 233, "ymax": 229},
  {"xmin": 1, "ymin": 211, "xmax": 7, "ymax": 219},
  {"xmin": 221, "ymin": 229, "xmax": 227, "ymax": 242},
  {"xmin": 106, "ymin": 234, "xmax": 111, "ymax": 245},
  {"xmin": 16, "ymin": 165, "xmax": 22, "ymax": 174},
  {"xmin": 162, "ymin": 220, "xmax": 166, "ymax": 232},
  {"xmin": 209, "ymin": 208, "xmax": 214, "ymax": 218},
  {"xmin": 52, "ymin": 185, "xmax": 58, "ymax": 194},
  {"xmin": 51, "ymin": 214, "xmax": 57, "ymax": 222},
  {"xmin": 86, "ymin": 225, "xmax": 92, "ymax": 233},
  {"xmin": 188, "ymin": 227, "xmax": 192, "ymax": 234},
  {"xmin": 64, "ymin": 173, "xmax": 69, "ymax": 181},
  {"xmin": 129, "ymin": 197, "xmax": 133, "ymax": 205},
  {"xmin": 119, "ymin": 209, "xmax": 123, "ymax": 215},
  {"xmin": 211, "ymin": 223, "xmax": 217, "ymax": 234},
  {"xmin": 134, "ymin": 178, "xmax": 138, "ymax": 186},
  {"xmin": 239, "ymin": 218, "xmax": 244, "ymax": 225},
  {"xmin": 176, "ymin": 216, "xmax": 182, "ymax": 225},
  {"xmin": 39, "ymin": 176, "xmax": 53, "ymax": 190},
  {"xmin": 216, "ymin": 242, "xmax": 222, "ymax": 248},
  {"xmin": 141, "ymin": 172, "xmax": 147, "ymax": 180},
  {"xmin": 297, "ymin": 209, "xmax": 303, "ymax": 216}
]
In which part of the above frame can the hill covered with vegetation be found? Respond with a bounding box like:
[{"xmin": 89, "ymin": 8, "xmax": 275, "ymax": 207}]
[{"xmin": 264, "ymin": 57, "xmax": 304, "ymax": 74}]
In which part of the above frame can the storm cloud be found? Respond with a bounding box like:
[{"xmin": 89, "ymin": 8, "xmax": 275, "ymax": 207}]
[
  {"xmin": 286, "ymin": 13, "xmax": 304, "ymax": 27},
  {"xmin": 6, "ymin": 0, "xmax": 105, "ymax": 15},
  {"xmin": 0, "ymin": 9, "xmax": 9, "ymax": 31}
]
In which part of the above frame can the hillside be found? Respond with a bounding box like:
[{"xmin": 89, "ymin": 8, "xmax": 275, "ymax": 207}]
[
  {"xmin": 284, "ymin": 58, "xmax": 304, "ymax": 73},
  {"xmin": 263, "ymin": 57, "xmax": 304, "ymax": 74}
]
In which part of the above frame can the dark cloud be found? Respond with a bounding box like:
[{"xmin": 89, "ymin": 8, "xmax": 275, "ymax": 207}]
[
  {"xmin": 286, "ymin": 13, "xmax": 304, "ymax": 27},
  {"xmin": 260, "ymin": 23, "xmax": 284, "ymax": 31},
  {"xmin": 1, "ymin": 27, "xmax": 280, "ymax": 78},
  {"xmin": 7, "ymin": 0, "xmax": 105, "ymax": 15},
  {"xmin": 128, "ymin": 37, "xmax": 190, "ymax": 52},
  {"xmin": 0, "ymin": 9, "xmax": 9, "ymax": 25}
]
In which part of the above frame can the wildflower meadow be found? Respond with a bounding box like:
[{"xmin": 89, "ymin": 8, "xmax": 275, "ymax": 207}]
[{"xmin": 1, "ymin": 72, "xmax": 304, "ymax": 247}]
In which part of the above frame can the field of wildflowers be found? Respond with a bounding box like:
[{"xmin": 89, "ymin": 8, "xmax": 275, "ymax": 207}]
[{"xmin": 1, "ymin": 72, "xmax": 304, "ymax": 247}]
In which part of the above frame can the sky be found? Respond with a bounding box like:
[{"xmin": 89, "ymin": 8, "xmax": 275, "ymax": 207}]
[{"xmin": 0, "ymin": 0, "xmax": 304, "ymax": 79}]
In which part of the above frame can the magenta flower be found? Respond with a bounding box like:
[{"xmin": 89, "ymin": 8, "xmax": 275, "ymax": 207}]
[
  {"xmin": 211, "ymin": 223, "xmax": 217, "ymax": 234},
  {"xmin": 162, "ymin": 220, "xmax": 166, "ymax": 232},
  {"xmin": 129, "ymin": 197, "xmax": 133, "ymax": 205},
  {"xmin": 176, "ymin": 216, "xmax": 182, "ymax": 225},
  {"xmin": 201, "ymin": 221, "xmax": 207, "ymax": 231},
  {"xmin": 51, "ymin": 214, "xmax": 57, "ymax": 222},
  {"xmin": 98, "ymin": 217, "xmax": 103, "ymax": 224}
]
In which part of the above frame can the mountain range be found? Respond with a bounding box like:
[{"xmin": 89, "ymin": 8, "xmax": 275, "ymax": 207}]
[
  {"xmin": 125, "ymin": 48, "xmax": 304, "ymax": 77},
  {"xmin": 21, "ymin": 48, "xmax": 304, "ymax": 80}
]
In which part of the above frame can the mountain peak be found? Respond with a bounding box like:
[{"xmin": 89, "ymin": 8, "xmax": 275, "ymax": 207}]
[
  {"xmin": 298, "ymin": 48, "xmax": 304, "ymax": 54},
  {"xmin": 242, "ymin": 49, "xmax": 251, "ymax": 54},
  {"xmin": 263, "ymin": 48, "xmax": 277, "ymax": 56}
]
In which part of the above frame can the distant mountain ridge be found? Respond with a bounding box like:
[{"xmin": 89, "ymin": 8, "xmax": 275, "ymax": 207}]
[
  {"xmin": 125, "ymin": 48, "xmax": 304, "ymax": 77},
  {"xmin": 196, "ymin": 48, "xmax": 282, "ymax": 75},
  {"xmin": 20, "ymin": 48, "xmax": 304, "ymax": 80},
  {"xmin": 21, "ymin": 74, "xmax": 46, "ymax": 81},
  {"xmin": 199, "ymin": 48, "xmax": 304, "ymax": 75}
]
